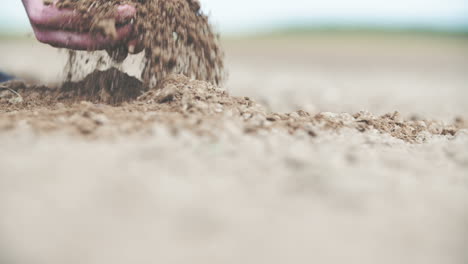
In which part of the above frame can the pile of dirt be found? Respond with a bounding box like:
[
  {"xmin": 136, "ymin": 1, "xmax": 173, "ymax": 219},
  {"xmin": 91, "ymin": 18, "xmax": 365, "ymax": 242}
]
[
  {"xmin": 53, "ymin": 0, "xmax": 225, "ymax": 87},
  {"xmin": 0, "ymin": 68, "xmax": 143, "ymax": 106},
  {"xmin": 61, "ymin": 68, "xmax": 144, "ymax": 104},
  {"xmin": 1, "ymin": 78, "xmax": 465, "ymax": 142}
]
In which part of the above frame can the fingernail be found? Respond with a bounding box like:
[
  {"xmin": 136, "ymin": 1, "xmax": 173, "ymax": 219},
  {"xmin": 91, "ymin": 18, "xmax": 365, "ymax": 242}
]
[{"xmin": 128, "ymin": 44, "xmax": 135, "ymax": 53}]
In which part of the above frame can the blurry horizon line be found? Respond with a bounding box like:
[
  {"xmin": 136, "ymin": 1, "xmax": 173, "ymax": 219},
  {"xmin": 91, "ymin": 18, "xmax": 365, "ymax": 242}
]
[
  {"xmin": 214, "ymin": 18, "xmax": 468, "ymax": 35},
  {"xmin": 1, "ymin": 21, "xmax": 467, "ymax": 37}
]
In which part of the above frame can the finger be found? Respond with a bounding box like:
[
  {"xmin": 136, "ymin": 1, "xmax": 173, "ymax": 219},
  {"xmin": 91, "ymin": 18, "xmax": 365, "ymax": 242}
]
[
  {"xmin": 28, "ymin": 3, "xmax": 136, "ymax": 31},
  {"xmin": 32, "ymin": 24, "xmax": 134, "ymax": 51}
]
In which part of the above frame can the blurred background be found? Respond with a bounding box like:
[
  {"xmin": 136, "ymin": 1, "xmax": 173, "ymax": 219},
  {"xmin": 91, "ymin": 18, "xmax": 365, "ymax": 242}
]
[
  {"xmin": 2, "ymin": 0, "xmax": 468, "ymax": 34},
  {"xmin": 1, "ymin": 0, "xmax": 467, "ymax": 119}
]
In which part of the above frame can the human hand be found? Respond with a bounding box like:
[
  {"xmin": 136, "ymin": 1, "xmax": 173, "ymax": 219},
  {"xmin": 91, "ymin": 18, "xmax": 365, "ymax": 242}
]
[{"xmin": 22, "ymin": 0, "xmax": 139, "ymax": 52}]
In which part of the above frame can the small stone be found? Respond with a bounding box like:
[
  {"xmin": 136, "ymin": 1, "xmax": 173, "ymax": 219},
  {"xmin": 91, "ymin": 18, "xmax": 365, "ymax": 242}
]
[{"xmin": 289, "ymin": 112, "xmax": 300, "ymax": 119}]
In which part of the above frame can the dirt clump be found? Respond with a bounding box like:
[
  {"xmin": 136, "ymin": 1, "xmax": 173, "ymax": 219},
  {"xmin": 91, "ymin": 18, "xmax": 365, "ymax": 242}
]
[
  {"xmin": 351, "ymin": 111, "xmax": 461, "ymax": 143},
  {"xmin": 52, "ymin": 0, "xmax": 225, "ymax": 88}
]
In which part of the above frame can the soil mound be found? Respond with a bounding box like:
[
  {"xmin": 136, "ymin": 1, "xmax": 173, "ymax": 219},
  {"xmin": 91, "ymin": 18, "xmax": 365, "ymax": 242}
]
[
  {"xmin": 61, "ymin": 68, "xmax": 144, "ymax": 104},
  {"xmin": 1, "ymin": 79, "xmax": 465, "ymax": 142},
  {"xmin": 137, "ymin": 75, "xmax": 265, "ymax": 115},
  {"xmin": 54, "ymin": 0, "xmax": 225, "ymax": 87},
  {"xmin": 1, "ymin": 68, "xmax": 143, "ymax": 106}
]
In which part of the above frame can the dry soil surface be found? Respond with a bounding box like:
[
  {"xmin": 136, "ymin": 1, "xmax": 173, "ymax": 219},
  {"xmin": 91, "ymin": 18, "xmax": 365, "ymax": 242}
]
[{"xmin": 0, "ymin": 35, "xmax": 467, "ymax": 264}]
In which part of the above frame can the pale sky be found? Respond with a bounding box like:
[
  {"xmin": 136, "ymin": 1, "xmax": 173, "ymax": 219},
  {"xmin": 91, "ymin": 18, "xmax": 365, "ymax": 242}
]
[{"xmin": 1, "ymin": 0, "xmax": 468, "ymax": 33}]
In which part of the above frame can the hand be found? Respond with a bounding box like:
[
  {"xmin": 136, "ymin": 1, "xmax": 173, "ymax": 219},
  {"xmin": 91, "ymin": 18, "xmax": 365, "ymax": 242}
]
[{"xmin": 22, "ymin": 0, "xmax": 139, "ymax": 51}]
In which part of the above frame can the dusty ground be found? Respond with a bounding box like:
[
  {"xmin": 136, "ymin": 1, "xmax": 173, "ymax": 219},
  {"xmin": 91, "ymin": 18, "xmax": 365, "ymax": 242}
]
[{"xmin": 0, "ymin": 34, "xmax": 468, "ymax": 264}]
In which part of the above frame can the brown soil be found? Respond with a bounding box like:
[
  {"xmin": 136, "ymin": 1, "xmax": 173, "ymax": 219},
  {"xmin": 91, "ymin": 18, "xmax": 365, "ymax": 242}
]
[
  {"xmin": 53, "ymin": 0, "xmax": 225, "ymax": 87},
  {"xmin": 1, "ymin": 77, "xmax": 465, "ymax": 142},
  {"xmin": 1, "ymin": 68, "xmax": 143, "ymax": 105}
]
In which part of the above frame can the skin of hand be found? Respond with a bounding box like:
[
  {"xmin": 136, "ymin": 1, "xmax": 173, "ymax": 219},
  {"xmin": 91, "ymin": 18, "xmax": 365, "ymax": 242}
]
[{"xmin": 21, "ymin": 0, "xmax": 141, "ymax": 52}]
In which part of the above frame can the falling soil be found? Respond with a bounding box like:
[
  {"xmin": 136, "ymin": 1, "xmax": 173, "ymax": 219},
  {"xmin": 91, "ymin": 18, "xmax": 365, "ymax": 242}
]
[
  {"xmin": 53, "ymin": 0, "xmax": 225, "ymax": 87},
  {"xmin": 1, "ymin": 78, "xmax": 465, "ymax": 142}
]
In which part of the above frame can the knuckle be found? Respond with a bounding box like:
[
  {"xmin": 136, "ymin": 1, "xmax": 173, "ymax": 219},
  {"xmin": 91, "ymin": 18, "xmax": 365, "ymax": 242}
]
[
  {"xmin": 29, "ymin": 14, "xmax": 42, "ymax": 26},
  {"xmin": 28, "ymin": 10, "xmax": 47, "ymax": 26},
  {"xmin": 33, "ymin": 31, "xmax": 47, "ymax": 43}
]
